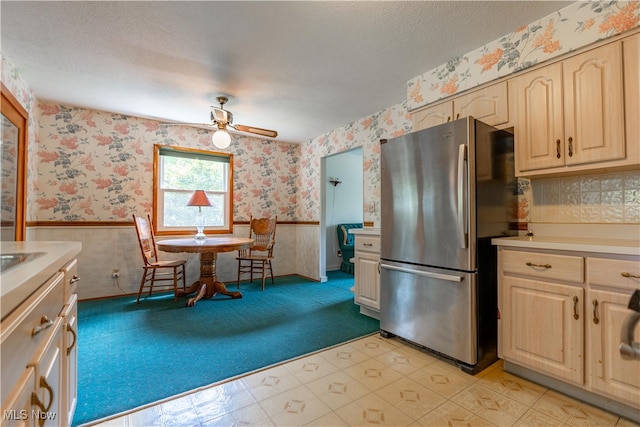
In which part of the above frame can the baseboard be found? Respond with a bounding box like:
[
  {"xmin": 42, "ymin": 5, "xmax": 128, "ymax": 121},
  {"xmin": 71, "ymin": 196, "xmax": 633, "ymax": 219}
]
[
  {"xmin": 504, "ymin": 361, "xmax": 639, "ymax": 423},
  {"xmin": 359, "ymin": 305, "xmax": 380, "ymax": 320}
]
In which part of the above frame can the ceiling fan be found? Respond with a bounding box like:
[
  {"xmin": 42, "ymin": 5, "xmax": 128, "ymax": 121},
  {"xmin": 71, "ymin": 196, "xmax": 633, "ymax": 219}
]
[{"xmin": 162, "ymin": 96, "xmax": 278, "ymax": 148}]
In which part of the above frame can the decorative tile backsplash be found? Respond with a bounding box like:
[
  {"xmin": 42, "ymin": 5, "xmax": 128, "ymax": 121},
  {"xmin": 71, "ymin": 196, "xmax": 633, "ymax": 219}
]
[{"xmin": 527, "ymin": 170, "xmax": 640, "ymax": 224}]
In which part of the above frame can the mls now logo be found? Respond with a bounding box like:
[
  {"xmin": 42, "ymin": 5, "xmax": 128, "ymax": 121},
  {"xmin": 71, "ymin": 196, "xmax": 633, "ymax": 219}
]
[
  {"xmin": 3, "ymin": 410, "xmax": 28, "ymax": 421},
  {"xmin": 3, "ymin": 410, "xmax": 57, "ymax": 422}
]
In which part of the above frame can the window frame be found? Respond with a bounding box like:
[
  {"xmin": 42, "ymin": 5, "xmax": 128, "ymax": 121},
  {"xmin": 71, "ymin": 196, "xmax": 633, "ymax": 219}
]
[{"xmin": 153, "ymin": 144, "xmax": 234, "ymax": 236}]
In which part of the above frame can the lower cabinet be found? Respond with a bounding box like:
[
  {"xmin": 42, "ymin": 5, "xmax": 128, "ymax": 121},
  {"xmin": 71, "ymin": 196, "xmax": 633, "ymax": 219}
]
[
  {"xmin": 1, "ymin": 254, "xmax": 80, "ymax": 427},
  {"xmin": 501, "ymin": 275, "xmax": 584, "ymax": 385},
  {"xmin": 352, "ymin": 233, "xmax": 381, "ymax": 319},
  {"xmin": 586, "ymin": 258, "xmax": 640, "ymax": 408},
  {"xmin": 60, "ymin": 295, "xmax": 78, "ymax": 427},
  {"xmin": 497, "ymin": 247, "xmax": 640, "ymax": 417},
  {"xmin": 59, "ymin": 260, "xmax": 79, "ymax": 427},
  {"xmin": 1, "ymin": 271, "xmax": 65, "ymax": 427},
  {"xmin": 1, "ymin": 368, "xmax": 35, "ymax": 427},
  {"xmin": 29, "ymin": 317, "xmax": 64, "ymax": 427}
]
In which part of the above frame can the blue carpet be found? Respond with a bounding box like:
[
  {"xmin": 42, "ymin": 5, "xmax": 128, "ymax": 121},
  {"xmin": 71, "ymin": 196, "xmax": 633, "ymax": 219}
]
[{"xmin": 74, "ymin": 271, "xmax": 379, "ymax": 425}]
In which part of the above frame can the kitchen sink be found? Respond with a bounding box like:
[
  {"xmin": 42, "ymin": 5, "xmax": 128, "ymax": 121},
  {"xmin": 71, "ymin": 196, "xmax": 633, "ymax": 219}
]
[{"xmin": 0, "ymin": 252, "xmax": 45, "ymax": 272}]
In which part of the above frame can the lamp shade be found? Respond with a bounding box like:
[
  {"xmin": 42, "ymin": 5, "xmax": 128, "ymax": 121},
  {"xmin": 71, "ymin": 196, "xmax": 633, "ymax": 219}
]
[
  {"xmin": 212, "ymin": 129, "xmax": 231, "ymax": 148},
  {"xmin": 186, "ymin": 190, "xmax": 212, "ymax": 207}
]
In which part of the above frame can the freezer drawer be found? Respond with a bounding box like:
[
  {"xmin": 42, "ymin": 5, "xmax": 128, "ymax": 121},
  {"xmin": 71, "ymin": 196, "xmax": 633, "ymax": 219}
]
[{"xmin": 380, "ymin": 262, "xmax": 478, "ymax": 365}]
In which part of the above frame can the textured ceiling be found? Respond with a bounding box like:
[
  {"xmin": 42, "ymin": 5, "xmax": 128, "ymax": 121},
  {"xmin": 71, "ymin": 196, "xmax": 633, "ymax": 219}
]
[{"xmin": 1, "ymin": 1, "xmax": 571, "ymax": 143}]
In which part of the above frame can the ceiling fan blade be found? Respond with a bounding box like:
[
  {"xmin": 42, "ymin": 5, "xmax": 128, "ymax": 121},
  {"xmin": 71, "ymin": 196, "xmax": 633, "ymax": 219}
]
[
  {"xmin": 232, "ymin": 124, "xmax": 278, "ymax": 138},
  {"xmin": 160, "ymin": 122, "xmax": 213, "ymax": 127}
]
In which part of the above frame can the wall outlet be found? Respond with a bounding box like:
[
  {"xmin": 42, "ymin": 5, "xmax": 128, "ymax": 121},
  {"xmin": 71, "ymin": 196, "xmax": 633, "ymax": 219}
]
[{"xmin": 112, "ymin": 269, "xmax": 120, "ymax": 278}]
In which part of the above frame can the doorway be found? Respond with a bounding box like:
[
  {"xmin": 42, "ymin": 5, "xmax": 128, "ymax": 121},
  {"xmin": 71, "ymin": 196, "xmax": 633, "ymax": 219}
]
[{"xmin": 320, "ymin": 148, "xmax": 363, "ymax": 281}]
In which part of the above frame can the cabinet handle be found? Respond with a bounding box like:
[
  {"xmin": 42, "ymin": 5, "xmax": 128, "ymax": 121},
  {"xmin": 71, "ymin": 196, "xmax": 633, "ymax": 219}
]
[
  {"xmin": 447, "ymin": 116, "xmax": 451, "ymax": 122},
  {"xmin": 621, "ymin": 272, "xmax": 640, "ymax": 279},
  {"xmin": 456, "ymin": 113, "xmax": 460, "ymax": 120},
  {"xmin": 556, "ymin": 139, "xmax": 561, "ymax": 159},
  {"xmin": 363, "ymin": 243, "xmax": 373, "ymax": 247},
  {"xmin": 40, "ymin": 376, "xmax": 54, "ymax": 412},
  {"xmin": 573, "ymin": 295, "xmax": 580, "ymax": 320},
  {"xmin": 70, "ymin": 274, "xmax": 80, "ymax": 284},
  {"xmin": 31, "ymin": 315, "xmax": 54, "ymax": 336},
  {"xmin": 525, "ymin": 262, "xmax": 552, "ymax": 269},
  {"xmin": 592, "ymin": 299, "xmax": 600, "ymax": 324},
  {"xmin": 31, "ymin": 392, "xmax": 47, "ymax": 426},
  {"xmin": 568, "ymin": 137, "xmax": 573, "ymax": 157},
  {"xmin": 377, "ymin": 261, "xmax": 381, "ymax": 274},
  {"xmin": 66, "ymin": 323, "xmax": 77, "ymax": 356}
]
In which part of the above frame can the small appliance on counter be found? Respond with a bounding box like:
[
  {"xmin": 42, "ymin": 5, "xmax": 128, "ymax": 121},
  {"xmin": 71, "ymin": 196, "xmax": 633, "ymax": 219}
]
[{"xmin": 379, "ymin": 117, "xmax": 516, "ymax": 374}]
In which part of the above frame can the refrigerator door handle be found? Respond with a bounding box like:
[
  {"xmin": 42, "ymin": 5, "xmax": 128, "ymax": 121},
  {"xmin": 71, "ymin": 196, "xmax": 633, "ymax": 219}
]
[
  {"xmin": 457, "ymin": 144, "xmax": 468, "ymax": 249},
  {"xmin": 380, "ymin": 263, "xmax": 464, "ymax": 282}
]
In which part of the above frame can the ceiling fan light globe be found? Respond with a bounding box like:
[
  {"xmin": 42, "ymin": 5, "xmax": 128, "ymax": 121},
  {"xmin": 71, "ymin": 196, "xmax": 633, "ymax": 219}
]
[{"xmin": 212, "ymin": 129, "xmax": 231, "ymax": 148}]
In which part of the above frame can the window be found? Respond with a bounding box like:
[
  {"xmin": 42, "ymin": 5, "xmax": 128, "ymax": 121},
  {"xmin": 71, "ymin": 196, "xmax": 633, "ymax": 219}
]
[{"xmin": 154, "ymin": 145, "xmax": 233, "ymax": 235}]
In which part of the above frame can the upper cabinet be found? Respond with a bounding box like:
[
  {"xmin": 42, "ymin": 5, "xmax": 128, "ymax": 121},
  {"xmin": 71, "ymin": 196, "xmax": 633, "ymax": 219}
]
[
  {"xmin": 511, "ymin": 38, "xmax": 639, "ymax": 177},
  {"xmin": 454, "ymin": 82, "xmax": 509, "ymax": 128},
  {"xmin": 413, "ymin": 81, "xmax": 509, "ymax": 131},
  {"xmin": 624, "ymin": 33, "xmax": 640, "ymax": 163},
  {"xmin": 412, "ymin": 101, "xmax": 452, "ymax": 130},
  {"xmin": 509, "ymin": 62, "xmax": 565, "ymax": 171},
  {"xmin": 562, "ymin": 42, "xmax": 625, "ymax": 165},
  {"xmin": 411, "ymin": 31, "xmax": 639, "ymax": 178}
]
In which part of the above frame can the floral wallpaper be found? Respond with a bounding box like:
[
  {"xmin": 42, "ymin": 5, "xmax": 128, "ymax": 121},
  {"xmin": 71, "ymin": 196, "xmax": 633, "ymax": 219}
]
[
  {"xmin": 35, "ymin": 102, "xmax": 299, "ymax": 221},
  {"xmin": 299, "ymin": 0, "xmax": 639, "ymax": 224},
  {"xmin": 1, "ymin": 55, "xmax": 39, "ymax": 222},
  {"xmin": 296, "ymin": 102, "xmax": 412, "ymax": 223},
  {"xmin": 2, "ymin": 1, "xmax": 639, "ymax": 228},
  {"xmin": 407, "ymin": 1, "xmax": 640, "ymax": 110}
]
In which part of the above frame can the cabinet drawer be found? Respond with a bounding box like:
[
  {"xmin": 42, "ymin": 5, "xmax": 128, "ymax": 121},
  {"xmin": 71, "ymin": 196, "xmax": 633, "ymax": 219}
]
[
  {"xmin": 60, "ymin": 258, "xmax": 79, "ymax": 302},
  {"xmin": 588, "ymin": 257, "xmax": 640, "ymax": 291},
  {"xmin": 502, "ymin": 250, "xmax": 584, "ymax": 283},
  {"xmin": 1, "ymin": 272, "xmax": 64, "ymax": 404},
  {"xmin": 355, "ymin": 236, "xmax": 380, "ymax": 253}
]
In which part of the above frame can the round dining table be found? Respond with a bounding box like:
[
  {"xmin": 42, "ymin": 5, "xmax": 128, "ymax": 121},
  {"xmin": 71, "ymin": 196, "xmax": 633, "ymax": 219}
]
[{"xmin": 157, "ymin": 237, "xmax": 254, "ymax": 307}]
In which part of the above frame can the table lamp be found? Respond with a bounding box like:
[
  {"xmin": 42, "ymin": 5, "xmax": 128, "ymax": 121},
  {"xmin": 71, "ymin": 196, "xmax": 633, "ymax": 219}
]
[{"xmin": 186, "ymin": 190, "xmax": 212, "ymax": 241}]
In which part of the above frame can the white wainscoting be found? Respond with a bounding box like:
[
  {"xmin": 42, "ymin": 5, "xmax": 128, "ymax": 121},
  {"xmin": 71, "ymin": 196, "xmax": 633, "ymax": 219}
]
[{"xmin": 28, "ymin": 223, "xmax": 309, "ymax": 300}]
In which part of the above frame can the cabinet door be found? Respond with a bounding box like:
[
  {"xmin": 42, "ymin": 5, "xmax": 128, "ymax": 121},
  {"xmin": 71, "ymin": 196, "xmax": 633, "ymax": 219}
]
[
  {"xmin": 623, "ymin": 34, "xmax": 640, "ymax": 165},
  {"xmin": 412, "ymin": 101, "xmax": 453, "ymax": 131},
  {"xmin": 29, "ymin": 318, "xmax": 64, "ymax": 427},
  {"xmin": 60, "ymin": 295, "xmax": 78, "ymax": 427},
  {"xmin": 562, "ymin": 42, "xmax": 625, "ymax": 165},
  {"xmin": 0, "ymin": 368, "xmax": 36, "ymax": 427},
  {"xmin": 510, "ymin": 63, "xmax": 565, "ymax": 172},
  {"xmin": 453, "ymin": 82, "xmax": 509, "ymax": 127},
  {"xmin": 502, "ymin": 276, "xmax": 584, "ymax": 385},
  {"xmin": 588, "ymin": 289, "xmax": 640, "ymax": 407},
  {"xmin": 355, "ymin": 251, "xmax": 380, "ymax": 310}
]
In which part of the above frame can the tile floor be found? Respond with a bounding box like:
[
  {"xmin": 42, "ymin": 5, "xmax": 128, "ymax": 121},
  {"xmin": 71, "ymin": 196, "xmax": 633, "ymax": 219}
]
[{"xmin": 89, "ymin": 334, "xmax": 638, "ymax": 427}]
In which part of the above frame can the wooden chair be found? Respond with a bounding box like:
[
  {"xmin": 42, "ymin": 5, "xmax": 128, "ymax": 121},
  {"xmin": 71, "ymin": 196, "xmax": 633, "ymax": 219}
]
[
  {"xmin": 236, "ymin": 215, "xmax": 277, "ymax": 290},
  {"xmin": 133, "ymin": 214, "xmax": 186, "ymax": 303}
]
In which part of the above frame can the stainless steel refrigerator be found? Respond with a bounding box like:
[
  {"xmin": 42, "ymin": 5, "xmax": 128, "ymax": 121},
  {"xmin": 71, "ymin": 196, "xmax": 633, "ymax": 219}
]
[{"xmin": 379, "ymin": 117, "xmax": 516, "ymax": 374}]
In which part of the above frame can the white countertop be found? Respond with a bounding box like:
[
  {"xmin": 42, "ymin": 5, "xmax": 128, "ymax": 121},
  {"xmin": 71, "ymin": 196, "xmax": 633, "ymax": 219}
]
[
  {"xmin": 1, "ymin": 241, "xmax": 82, "ymax": 320},
  {"xmin": 348, "ymin": 227, "xmax": 380, "ymax": 236},
  {"xmin": 492, "ymin": 235, "xmax": 640, "ymax": 256}
]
